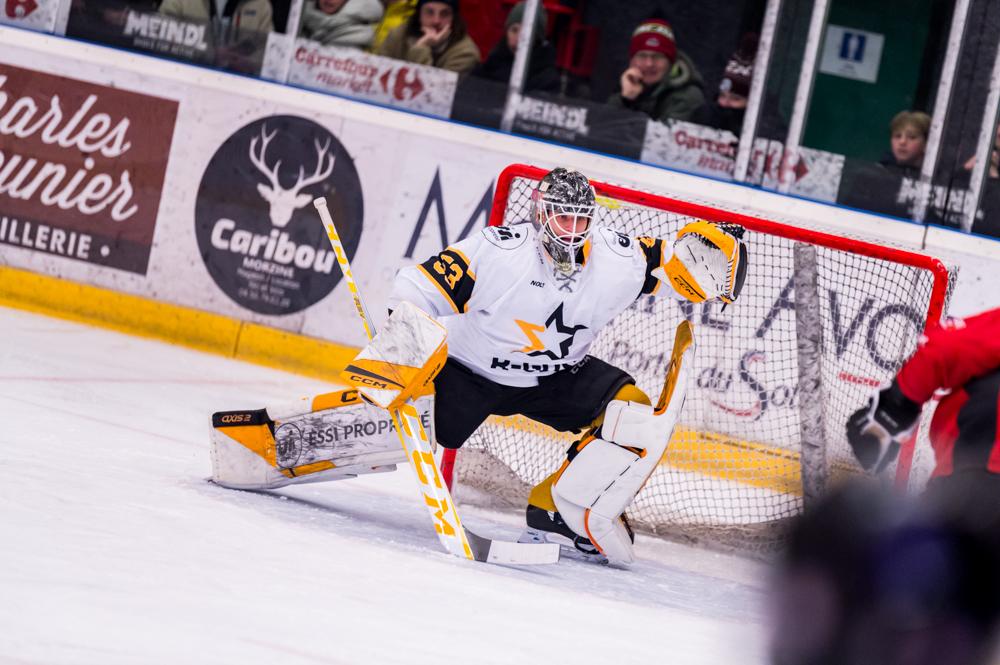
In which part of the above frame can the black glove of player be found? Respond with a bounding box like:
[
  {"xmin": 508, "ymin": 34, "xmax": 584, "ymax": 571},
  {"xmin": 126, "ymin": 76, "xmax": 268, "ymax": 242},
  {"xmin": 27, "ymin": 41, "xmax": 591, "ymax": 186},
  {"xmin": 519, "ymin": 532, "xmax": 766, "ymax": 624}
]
[{"xmin": 845, "ymin": 380, "xmax": 923, "ymax": 473}]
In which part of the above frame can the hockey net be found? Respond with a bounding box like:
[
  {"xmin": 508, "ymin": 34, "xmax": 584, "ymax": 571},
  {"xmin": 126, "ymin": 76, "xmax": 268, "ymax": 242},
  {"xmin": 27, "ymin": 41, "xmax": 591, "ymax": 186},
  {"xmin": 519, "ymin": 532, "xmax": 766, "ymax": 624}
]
[{"xmin": 446, "ymin": 164, "xmax": 953, "ymax": 553}]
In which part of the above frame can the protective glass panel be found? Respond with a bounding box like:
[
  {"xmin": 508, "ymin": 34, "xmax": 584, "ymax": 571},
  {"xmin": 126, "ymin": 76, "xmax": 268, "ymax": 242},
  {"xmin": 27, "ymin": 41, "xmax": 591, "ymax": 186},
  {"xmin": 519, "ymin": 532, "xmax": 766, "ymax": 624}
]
[
  {"xmin": 925, "ymin": 0, "xmax": 1000, "ymax": 234},
  {"xmin": 292, "ymin": 0, "xmax": 461, "ymax": 119},
  {"xmin": 63, "ymin": 0, "xmax": 290, "ymax": 75},
  {"xmin": 803, "ymin": 0, "xmax": 955, "ymax": 217}
]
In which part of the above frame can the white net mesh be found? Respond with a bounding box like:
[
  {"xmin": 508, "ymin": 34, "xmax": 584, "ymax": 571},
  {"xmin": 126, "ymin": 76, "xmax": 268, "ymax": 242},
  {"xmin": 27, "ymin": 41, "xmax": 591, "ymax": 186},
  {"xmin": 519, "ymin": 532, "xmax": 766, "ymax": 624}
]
[{"xmin": 453, "ymin": 168, "xmax": 952, "ymax": 553}]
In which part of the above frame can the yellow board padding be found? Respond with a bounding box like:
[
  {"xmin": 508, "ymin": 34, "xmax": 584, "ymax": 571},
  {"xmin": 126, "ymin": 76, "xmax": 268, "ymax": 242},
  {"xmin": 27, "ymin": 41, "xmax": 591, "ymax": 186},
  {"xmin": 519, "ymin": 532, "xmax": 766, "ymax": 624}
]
[
  {"xmin": 0, "ymin": 265, "xmax": 358, "ymax": 382},
  {"xmin": 238, "ymin": 324, "xmax": 357, "ymax": 381},
  {"xmin": 486, "ymin": 414, "xmax": 856, "ymax": 497}
]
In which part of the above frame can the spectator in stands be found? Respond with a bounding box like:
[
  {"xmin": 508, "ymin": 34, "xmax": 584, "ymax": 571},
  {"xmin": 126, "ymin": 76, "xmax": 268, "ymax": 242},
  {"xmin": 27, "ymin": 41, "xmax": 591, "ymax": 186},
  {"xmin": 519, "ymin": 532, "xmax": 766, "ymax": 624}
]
[
  {"xmin": 301, "ymin": 0, "xmax": 383, "ymax": 48},
  {"xmin": 378, "ymin": 0, "xmax": 479, "ymax": 75},
  {"xmin": 370, "ymin": 0, "xmax": 415, "ymax": 52},
  {"xmin": 608, "ymin": 18, "xmax": 705, "ymax": 124},
  {"xmin": 692, "ymin": 33, "xmax": 757, "ymax": 135},
  {"xmin": 879, "ymin": 110, "xmax": 930, "ymax": 175},
  {"xmin": 159, "ymin": 0, "xmax": 274, "ymax": 33},
  {"xmin": 961, "ymin": 121, "xmax": 1000, "ymax": 180},
  {"xmin": 471, "ymin": 1, "xmax": 559, "ymax": 93}
]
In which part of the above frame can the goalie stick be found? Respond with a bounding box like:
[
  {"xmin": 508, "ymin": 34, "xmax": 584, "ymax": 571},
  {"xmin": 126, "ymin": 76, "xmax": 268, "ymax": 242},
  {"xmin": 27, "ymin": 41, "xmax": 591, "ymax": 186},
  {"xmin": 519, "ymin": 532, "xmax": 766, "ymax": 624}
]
[{"xmin": 314, "ymin": 197, "xmax": 559, "ymax": 566}]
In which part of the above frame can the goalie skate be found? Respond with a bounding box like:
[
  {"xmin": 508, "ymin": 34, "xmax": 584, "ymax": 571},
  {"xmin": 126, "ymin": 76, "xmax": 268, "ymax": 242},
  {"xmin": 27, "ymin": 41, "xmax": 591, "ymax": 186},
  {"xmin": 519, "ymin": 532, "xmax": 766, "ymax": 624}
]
[{"xmin": 518, "ymin": 505, "xmax": 634, "ymax": 563}]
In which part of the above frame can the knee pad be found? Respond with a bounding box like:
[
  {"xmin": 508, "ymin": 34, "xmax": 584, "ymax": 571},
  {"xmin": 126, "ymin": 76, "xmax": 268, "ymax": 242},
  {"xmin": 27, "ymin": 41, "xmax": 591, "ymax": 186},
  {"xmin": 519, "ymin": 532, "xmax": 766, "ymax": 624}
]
[
  {"xmin": 589, "ymin": 383, "xmax": 651, "ymax": 429},
  {"xmin": 529, "ymin": 383, "xmax": 651, "ymax": 513}
]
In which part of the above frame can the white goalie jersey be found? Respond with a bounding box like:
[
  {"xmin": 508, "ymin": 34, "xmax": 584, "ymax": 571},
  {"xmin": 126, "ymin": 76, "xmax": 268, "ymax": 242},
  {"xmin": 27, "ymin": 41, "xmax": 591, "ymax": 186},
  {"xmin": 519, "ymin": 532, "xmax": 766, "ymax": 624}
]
[{"xmin": 388, "ymin": 223, "xmax": 683, "ymax": 387}]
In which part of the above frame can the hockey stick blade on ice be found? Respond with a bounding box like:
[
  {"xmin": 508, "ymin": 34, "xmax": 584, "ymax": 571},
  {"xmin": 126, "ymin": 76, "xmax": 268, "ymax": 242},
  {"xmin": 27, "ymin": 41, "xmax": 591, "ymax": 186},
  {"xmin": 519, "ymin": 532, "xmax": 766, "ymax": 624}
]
[{"xmin": 314, "ymin": 197, "xmax": 559, "ymax": 565}]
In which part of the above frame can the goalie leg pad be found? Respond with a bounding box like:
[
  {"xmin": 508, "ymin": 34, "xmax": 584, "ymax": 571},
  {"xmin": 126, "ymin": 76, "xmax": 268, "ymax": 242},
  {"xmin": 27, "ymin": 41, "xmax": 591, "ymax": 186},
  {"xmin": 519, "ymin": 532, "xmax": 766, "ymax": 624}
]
[
  {"xmin": 210, "ymin": 428, "xmax": 397, "ymax": 490},
  {"xmin": 551, "ymin": 399, "xmax": 677, "ymax": 564},
  {"xmin": 209, "ymin": 391, "xmax": 428, "ymax": 490},
  {"xmin": 552, "ymin": 437, "xmax": 640, "ymax": 564},
  {"xmin": 526, "ymin": 383, "xmax": 652, "ymax": 513}
]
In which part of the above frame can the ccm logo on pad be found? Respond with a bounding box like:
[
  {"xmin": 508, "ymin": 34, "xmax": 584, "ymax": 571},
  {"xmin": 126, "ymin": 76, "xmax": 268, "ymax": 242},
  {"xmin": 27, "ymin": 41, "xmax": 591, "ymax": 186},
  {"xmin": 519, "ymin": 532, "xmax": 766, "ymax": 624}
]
[{"xmin": 348, "ymin": 375, "xmax": 392, "ymax": 389}]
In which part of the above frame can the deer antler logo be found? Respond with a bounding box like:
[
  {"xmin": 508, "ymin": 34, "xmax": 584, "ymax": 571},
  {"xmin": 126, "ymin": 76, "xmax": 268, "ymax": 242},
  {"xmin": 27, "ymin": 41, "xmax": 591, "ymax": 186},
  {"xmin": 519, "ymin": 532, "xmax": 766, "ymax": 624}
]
[{"xmin": 249, "ymin": 125, "xmax": 336, "ymax": 228}]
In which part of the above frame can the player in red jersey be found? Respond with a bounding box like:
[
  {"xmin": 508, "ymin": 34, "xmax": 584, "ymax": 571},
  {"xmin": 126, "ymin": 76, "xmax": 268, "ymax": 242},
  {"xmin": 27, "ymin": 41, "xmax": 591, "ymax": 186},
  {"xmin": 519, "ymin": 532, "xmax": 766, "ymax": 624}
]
[{"xmin": 847, "ymin": 306, "xmax": 1000, "ymax": 530}]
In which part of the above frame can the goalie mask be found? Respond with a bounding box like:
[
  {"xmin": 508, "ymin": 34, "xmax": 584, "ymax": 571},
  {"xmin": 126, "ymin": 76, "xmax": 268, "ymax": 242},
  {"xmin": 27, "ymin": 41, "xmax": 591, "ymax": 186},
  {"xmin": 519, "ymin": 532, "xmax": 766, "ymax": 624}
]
[{"xmin": 533, "ymin": 168, "xmax": 597, "ymax": 275}]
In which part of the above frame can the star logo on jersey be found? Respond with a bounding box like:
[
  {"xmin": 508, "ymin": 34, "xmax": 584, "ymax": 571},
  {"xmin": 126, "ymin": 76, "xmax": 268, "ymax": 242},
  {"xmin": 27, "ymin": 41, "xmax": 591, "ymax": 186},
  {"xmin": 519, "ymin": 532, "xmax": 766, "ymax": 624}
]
[{"xmin": 514, "ymin": 303, "xmax": 587, "ymax": 361}]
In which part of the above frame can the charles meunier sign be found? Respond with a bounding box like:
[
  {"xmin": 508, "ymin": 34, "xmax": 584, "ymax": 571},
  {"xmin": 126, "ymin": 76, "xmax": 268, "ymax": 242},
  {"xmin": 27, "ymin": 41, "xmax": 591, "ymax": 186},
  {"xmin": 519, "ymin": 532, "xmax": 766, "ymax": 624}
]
[
  {"xmin": 0, "ymin": 66, "xmax": 177, "ymax": 273},
  {"xmin": 195, "ymin": 114, "xmax": 364, "ymax": 315},
  {"xmin": 288, "ymin": 41, "xmax": 457, "ymax": 119}
]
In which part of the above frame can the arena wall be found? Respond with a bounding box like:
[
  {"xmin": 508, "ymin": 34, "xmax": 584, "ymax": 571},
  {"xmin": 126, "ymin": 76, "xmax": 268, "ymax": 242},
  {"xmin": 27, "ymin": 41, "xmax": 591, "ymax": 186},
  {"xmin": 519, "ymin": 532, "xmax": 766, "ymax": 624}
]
[{"xmin": 2, "ymin": 25, "xmax": 999, "ymax": 384}]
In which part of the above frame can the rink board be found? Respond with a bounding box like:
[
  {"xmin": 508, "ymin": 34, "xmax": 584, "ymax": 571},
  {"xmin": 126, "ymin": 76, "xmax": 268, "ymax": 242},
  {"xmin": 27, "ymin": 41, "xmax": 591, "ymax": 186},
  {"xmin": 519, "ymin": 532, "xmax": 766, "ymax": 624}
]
[{"xmin": 2, "ymin": 26, "xmax": 1000, "ymax": 498}]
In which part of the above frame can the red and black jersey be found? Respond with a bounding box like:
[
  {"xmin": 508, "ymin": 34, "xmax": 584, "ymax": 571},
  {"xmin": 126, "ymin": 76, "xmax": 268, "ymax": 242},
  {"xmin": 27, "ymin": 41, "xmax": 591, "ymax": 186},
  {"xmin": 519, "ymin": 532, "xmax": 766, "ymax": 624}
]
[{"xmin": 896, "ymin": 307, "xmax": 1000, "ymax": 478}]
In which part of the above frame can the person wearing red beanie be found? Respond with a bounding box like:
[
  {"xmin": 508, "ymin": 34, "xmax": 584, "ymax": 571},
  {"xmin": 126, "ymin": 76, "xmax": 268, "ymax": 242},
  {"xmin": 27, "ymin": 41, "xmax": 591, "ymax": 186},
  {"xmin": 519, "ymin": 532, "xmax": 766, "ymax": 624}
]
[{"xmin": 608, "ymin": 18, "xmax": 705, "ymax": 124}]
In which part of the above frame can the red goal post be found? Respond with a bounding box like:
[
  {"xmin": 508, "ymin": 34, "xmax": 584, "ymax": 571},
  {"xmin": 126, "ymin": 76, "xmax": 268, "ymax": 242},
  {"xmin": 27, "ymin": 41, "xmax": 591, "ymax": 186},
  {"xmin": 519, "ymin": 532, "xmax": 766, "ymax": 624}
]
[{"xmin": 440, "ymin": 163, "xmax": 952, "ymax": 549}]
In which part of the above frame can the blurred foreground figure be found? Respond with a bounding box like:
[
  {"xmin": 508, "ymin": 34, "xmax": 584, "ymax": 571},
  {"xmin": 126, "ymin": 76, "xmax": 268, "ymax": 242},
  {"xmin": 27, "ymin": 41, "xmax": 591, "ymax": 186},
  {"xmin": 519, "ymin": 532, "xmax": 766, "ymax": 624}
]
[{"xmin": 769, "ymin": 482, "xmax": 1000, "ymax": 665}]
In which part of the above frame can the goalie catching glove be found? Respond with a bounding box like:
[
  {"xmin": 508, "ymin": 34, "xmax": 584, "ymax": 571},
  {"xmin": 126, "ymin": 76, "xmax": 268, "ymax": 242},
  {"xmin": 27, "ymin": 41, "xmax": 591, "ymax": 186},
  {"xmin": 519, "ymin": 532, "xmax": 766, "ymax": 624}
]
[
  {"xmin": 655, "ymin": 221, "xmax": 748, "ymax": 306},
  {"xmin": 845, "ymin": 379, "xmax": 923, "ymax": 473}
]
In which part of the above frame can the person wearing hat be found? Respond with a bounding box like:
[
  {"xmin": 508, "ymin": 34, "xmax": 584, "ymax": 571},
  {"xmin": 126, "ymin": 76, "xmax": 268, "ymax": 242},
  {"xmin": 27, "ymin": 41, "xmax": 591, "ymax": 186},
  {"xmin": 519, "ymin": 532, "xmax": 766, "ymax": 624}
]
[
  {"xmin": 377, "ymin": 0, "xmax": 480, "ymax": 75},
  {"xmin": 608, "ymin": 17, "xmax": 705, "ymax": 123},
  {"xmin": 471, "ymin": 1, "xmax": 559, "ymax": 93},
  {"xmin": 692, "ymin": 33, "xmax": 757, "ymax": 134}
]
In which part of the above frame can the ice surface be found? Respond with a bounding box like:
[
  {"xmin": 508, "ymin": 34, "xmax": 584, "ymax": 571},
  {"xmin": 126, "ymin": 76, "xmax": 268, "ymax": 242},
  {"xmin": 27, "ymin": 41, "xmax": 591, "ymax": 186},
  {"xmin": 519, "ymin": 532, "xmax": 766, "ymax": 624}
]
[{"xmin": 0, "ymin": 307, "xmax": 771, "ymax": 665}]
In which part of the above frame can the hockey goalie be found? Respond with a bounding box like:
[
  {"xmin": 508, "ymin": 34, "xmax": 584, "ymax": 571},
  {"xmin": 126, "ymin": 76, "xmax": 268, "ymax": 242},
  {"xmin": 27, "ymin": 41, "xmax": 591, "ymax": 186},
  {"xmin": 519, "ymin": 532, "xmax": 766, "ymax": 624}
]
[
  {"xmin": 210, "ymin": 166, "xmax": 747, "ymax": 565},
  {"xmin": 387, "ymin": 167, "xmax": 748, "ymax": 564}
]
